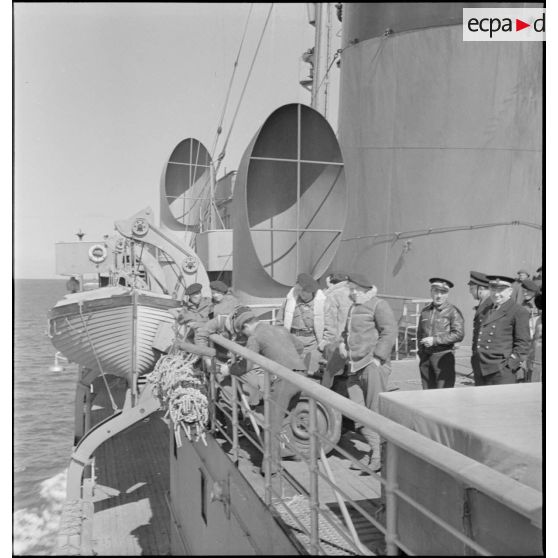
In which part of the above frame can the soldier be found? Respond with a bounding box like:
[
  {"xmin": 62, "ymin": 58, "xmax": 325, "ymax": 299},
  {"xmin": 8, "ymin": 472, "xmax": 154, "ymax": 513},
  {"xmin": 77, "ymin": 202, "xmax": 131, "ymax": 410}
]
[
  {"xmin": 417, "ymin": 278, "xmax": 465, "ymax": 389},
  {"xmin": 176, "ymin": 283, "xmax": 212, "ymax": 339},
  {"xmin": 209, "ymin": 280, "xmax": 238, "ymax": 317},
  {"xmin": 320, "ymin": 272, "xmax": 352, "ymax": 351},
  {"xmin": 277, "ymin": 273, "xmax": 326, "ymax": 377},
  {"xmin": 323, "ymin": 273, "xmax": 397, "ymax": 472},
  {"xmin": 226, "ymin": 311, "xmax": 307, "ymax": 473},
  {"xmin": 471, "ymin": 275, "xmax": 531, "ymax": 386},
  {"xmin": 468, "ymin": 271, "xmax": 492, "ymax": 386}
]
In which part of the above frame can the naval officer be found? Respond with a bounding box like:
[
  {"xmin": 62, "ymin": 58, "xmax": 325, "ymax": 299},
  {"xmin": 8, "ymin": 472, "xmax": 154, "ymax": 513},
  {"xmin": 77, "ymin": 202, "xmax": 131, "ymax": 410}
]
[
  {"xmin": 417, "ymin": 278, "xmax": 465, "ymax": 389},
  {"xmin": 468, "ymin": 271, "xmax": 492, "ymax": 386},
  {"xmin": 471, "ymin": 275, "xmax": 530, "ymax": 386}
]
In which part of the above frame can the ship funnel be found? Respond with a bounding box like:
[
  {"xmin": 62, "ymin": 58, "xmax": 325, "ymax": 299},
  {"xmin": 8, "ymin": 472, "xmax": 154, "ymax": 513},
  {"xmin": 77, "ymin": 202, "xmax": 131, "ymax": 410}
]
[{"xmin": 232, "ymin": 103, "xmax": 346, "ymax": 298}]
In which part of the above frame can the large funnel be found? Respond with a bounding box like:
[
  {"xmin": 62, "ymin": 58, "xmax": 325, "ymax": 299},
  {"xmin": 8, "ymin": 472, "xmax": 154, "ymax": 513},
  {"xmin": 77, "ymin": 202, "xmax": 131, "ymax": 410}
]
[
  {"xmin": 233, "ymin": 104, "xmax": 346, "ymax": 298},
  {"xmin": 160, "ymin": 138, "xmax": 214, "ymax": 233}
]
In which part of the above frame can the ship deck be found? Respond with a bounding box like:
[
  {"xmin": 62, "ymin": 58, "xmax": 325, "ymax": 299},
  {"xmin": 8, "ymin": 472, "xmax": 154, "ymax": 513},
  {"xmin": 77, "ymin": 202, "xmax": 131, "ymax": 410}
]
[{"xmin": 65, "ymin": 353, "xmax": 474, "ymax": 556}]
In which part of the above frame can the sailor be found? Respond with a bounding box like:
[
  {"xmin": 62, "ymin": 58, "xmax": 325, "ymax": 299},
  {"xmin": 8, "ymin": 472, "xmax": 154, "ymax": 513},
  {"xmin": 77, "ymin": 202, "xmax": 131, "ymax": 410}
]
[
  {"xmin": 521, "ymin": 279, "xmax": 541, "ymax": 338},
  {"xmin": 468, "ymin": 271, "xmax": 492, "ymax": 386},
  {"xmin": 323, "ymin": 273, "xmax": 397, "ymax": 472},
  {"xmin": 511, "ymin": 269, "xmax": 529, "ymax": 305},
  {"xmin": 195, "ymin": 305, "xmax": 263, "ymax": 405},
  {"xmin": 471, "ymin": 275, "xmax": 530, "ymax": 386},
  {"xmin": 209, "ymin": 280, "xmax": 238, "ymax": 317},
  {"xmin": 221, "ymin": 310, "xmax": 307, "ymax": 473},
  {"xmin": 277, "ymin": 273, "xmax": 326, "ymax": 377},
  {"xmin": 526, "ymin": 287, "xmax": 543, "ymax": 382},
  {"xmin": 66, "ymin": 276, "xmax": 80, "ymax": 293},
  {"xmin": 533, "ymin": 265, "xmax": 542, "ymax": 288},
  {"xmin": 417, "ymin": 278, "xmax": 465, "ymax": 389},
  {"xmin": 176, "ymin": 283, "xmax": 212, "ymax": 339},
  {"xmin": 320, "ymin": 272, "xmax": 375, "ymax": 352}
]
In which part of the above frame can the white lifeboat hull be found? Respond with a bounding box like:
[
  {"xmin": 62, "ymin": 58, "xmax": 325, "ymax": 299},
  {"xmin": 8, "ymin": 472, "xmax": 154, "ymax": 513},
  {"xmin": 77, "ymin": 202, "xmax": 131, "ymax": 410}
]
[{"xmin": 48, "ymin": 286, "xmax": 181, "ymax": 378}]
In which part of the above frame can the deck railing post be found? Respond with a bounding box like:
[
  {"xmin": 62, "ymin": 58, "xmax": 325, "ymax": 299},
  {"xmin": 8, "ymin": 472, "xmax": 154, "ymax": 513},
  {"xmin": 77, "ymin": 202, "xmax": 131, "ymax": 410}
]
[
  {"xmin": 385, "ymin": 441, "xmax": 399, "ymax": 555},
  {"xmin": 231, "ymin": 375, "xmax": 239, "ymax": 463},
  {"xmin": 263, "ymin": 371, "xmax": 272, "ymax": 506},
  {"xmin": 309, "ymin": 397, "xmax": 320, "ymax": 554},
  {"xmin": 209, "ymin": 356, "xmax": 217, "ymax": 434}
]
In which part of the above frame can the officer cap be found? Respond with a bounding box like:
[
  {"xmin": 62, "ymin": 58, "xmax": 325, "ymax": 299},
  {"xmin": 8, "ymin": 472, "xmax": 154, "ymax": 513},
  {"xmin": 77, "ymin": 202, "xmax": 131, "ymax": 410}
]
[
  {"xmin": 467, "ymin": 271, "xmax": 489, "ymax": 287},
  {"xmin": 521, "ymin": 279, "xmax": 540, "ymax": 293},
  {"xmin": 429, "ymin": 277, "xmax": 454, "ymax": 291},
  {"xmin": 349, "ymin": 273, "xmax": 375, "ymax": 289},
  {"xmin": 297, "ymin": 273, "xmax": 319, "ymax": 293},
  {"xmin": 486, "ymin": 275, "xmax": 514, "ymax": 287},
  {"xmin": 184, "ymin": 283, "xmax": 202, "ymax": 296},
  {"xmin": 209, "ymin": 280, "xmax": 229, "ymax": 293}
]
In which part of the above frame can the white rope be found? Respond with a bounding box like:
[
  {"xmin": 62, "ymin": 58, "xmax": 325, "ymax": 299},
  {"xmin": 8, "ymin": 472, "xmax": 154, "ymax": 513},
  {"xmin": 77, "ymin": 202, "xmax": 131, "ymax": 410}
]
[
  {"xmin": 146, "ymin": 351, "xmax": 209, "ymax": 446},
  {"xmin": 77, "ymin": 303, "xmax": 119, "ymax": 412}
]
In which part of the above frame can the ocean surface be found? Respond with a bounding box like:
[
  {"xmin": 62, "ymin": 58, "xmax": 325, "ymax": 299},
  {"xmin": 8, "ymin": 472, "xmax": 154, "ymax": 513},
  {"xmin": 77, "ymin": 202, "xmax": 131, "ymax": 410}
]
[{"xmin": 14, "ymin": 279, "xmax": 77, "ymax": 555}]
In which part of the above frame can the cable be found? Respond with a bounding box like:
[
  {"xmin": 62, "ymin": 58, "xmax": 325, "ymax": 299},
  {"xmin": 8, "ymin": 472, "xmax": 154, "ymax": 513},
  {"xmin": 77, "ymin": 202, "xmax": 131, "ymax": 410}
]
[
  {"xmin": 341, "ymin": 219, "xmax": 542, "ymax": 243},
  {"xmin": 210, "ymin": 3, "xmax": 254, "ymax": 161},
  {"xmin": 214, "ymin": 3, "xmax": 275, "ymax": 176}
]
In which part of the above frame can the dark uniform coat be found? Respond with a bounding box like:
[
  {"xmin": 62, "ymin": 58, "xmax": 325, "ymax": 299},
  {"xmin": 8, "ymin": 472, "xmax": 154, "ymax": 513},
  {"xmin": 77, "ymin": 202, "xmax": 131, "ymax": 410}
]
[
  {"xmin": 472, "ymin": 298, "xmax": 530, "ymax": 377},
  {"xmin": 471, "ymin": 297, "xmax": 492, "ymax": 348}
]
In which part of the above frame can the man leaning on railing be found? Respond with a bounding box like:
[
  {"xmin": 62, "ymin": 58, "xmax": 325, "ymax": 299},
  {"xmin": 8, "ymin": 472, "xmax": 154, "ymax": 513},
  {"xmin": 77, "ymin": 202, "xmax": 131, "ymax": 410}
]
[{"xmin": 218, "ymin": 310, "xmax": 308, "ymax": 475}]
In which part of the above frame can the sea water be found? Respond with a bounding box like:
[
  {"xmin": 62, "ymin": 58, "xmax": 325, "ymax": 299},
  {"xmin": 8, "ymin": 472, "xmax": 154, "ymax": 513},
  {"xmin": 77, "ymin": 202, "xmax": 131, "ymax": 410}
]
[{"xmin": 14, "ymin": 279, "xmax": 76, "ymax": 555}]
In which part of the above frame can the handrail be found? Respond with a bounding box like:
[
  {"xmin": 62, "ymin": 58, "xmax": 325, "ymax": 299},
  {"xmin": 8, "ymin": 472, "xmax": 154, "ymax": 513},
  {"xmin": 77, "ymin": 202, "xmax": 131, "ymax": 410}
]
[{"xmin": 208, "ymin": 333, "xmax": 542, "ymax": 527}]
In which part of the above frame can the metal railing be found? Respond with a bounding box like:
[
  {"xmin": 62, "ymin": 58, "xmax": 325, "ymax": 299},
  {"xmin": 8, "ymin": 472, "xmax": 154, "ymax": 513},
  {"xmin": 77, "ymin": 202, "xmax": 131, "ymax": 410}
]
[
  {"xmin": 192, "ymin": 333, "xmax": 542, "ymax": 556},
  {"xmin": 247, "ymin": 295, "xmax": 430, "ymax": 361}
]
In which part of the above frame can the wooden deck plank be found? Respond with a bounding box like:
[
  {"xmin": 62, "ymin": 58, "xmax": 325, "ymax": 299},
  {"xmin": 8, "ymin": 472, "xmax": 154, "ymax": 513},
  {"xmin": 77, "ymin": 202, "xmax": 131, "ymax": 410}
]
[{"xmin": 84, "ymin": 378, "xmax": 170, "ymax": 556}]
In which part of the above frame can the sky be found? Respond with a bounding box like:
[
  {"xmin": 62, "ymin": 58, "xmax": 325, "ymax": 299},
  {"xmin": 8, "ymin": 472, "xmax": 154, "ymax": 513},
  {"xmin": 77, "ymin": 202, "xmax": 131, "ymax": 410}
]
[{"xmin": 13, "ymin": 3, "xmax": 341, "ymax": 278}]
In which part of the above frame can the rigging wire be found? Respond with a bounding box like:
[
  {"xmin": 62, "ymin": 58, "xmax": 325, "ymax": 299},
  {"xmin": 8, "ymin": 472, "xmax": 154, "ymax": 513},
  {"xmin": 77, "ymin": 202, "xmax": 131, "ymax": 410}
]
[
  {"xmin": 214, "ymin": 3, "xmax": 275, "ymax": 176},
  {"xmin": 189, "ymin": 3, "xmax": 274, "ymax": 235},
  {"xmin": 341, "ymin": 220, "xmax": 542, "ymax": 244},
  {"xmin": 210, "ymin": 3, "xmax": 254, "ymax": 161}
]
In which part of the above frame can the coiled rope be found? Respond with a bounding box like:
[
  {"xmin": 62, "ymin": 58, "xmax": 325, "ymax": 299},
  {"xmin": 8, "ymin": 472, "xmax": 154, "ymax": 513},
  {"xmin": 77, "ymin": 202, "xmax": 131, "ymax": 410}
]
[{"xmin": 146, "ymin": 351, "xmax": 209, "ymax": 447}]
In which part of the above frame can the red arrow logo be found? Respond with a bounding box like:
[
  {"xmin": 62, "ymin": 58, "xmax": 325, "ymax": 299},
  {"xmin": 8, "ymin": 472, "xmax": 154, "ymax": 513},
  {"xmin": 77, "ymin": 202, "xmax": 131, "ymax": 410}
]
[{"xmin": 516, "ymin": 19, "xmax": 530, "ymax": 31}]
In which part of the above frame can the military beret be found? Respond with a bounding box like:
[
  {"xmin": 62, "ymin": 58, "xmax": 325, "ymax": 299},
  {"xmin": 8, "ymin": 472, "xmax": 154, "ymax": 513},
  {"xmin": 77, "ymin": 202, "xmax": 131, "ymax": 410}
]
[
  {"xmin": 429, "ymin": 277, "xmax": 454, "ymax": 290},
  {"xmin": 521, "ymin": 279, "xmax": 540, "ymax": 293},
  {"xmin": 467, "ymin": 271, "xmax": 489, "ymax": 287},
  {"xmin": 349, "ymin": 273, "xmax": 375, "ymax": 289},
  {"xmin": 233, "ymin": 310, "xmax": 256, "ymax": 332},
  {"xmin": 297, "ymin": 273, "xmax": 319, "ymax": 293},
  {"xmin": 184, "ymin": 282, "xmax": 202, "ymax": 296},
  {"xmin": 486, "ymin": 275, "xmax": 514, "ymax": 287},
  {"xmin": 209, "ymin": 280, "xmax": 229, "ymax": 293},
  {"xmin": 329, "ymin": 272, "xmax": 349, "ymax": 283},
  {"xmin": 517, "ymin": 269, "xmax": 529, "ymax": 275}
]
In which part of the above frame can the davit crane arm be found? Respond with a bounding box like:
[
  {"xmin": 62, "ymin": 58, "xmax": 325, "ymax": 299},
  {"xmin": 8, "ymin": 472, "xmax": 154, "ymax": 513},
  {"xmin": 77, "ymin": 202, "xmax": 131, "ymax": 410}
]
[{"xmin": 115, "ymin": 207, "xmax": 211, "ymax": 299}]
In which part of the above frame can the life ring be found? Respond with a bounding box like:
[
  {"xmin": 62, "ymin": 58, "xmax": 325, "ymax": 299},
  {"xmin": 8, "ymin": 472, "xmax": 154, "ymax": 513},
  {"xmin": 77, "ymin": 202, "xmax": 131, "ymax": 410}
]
[{"xmin": 88, "ymin": 244, "xmax": 108, "ymax": 264}]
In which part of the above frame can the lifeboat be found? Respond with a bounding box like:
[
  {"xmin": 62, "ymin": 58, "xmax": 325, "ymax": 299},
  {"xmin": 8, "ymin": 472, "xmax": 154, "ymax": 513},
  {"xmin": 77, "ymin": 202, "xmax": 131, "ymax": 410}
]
[{"xmin": 48, "ymin": 286, "xmax": 181, "ymax": 380}]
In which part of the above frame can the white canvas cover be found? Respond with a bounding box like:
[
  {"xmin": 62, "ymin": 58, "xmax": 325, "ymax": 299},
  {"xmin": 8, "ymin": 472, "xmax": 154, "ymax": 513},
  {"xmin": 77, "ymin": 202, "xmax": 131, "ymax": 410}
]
[{"xmin": 379, "ymin": 383, "xmax": 541, "ymax": 490}]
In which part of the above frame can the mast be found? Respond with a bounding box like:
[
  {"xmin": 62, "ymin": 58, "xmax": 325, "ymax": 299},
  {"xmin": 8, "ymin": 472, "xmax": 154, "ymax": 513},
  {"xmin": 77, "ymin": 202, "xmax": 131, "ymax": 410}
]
[{"xmin": 301, "ymin": 3, "xmax": 332, "ymax": 118}]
